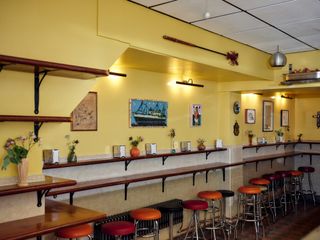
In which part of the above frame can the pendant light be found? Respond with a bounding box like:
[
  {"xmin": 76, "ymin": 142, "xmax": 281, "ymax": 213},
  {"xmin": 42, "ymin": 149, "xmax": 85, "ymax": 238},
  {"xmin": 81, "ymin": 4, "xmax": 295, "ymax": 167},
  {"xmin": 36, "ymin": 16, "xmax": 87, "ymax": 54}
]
[{"xmin": 269, "ymin": 45, "xmax": 287, "ymax": 67}]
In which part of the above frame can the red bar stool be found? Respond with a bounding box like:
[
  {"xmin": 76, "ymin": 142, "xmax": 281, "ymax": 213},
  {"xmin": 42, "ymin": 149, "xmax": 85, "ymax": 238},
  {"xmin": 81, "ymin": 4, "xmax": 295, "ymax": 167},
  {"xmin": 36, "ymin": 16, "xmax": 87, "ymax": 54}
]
[
  {"xmin": 198, "ymin": 191, "xmax": 226, "ymax": 240},
  {"xmin": 182, "ymin": 199, "xmax": 208, "ymax": 240},
  {"xmin": 130, "ymin": 208, "xmax": 161, "ymax": 240},
  {"xmin": 298, "ymin": 166, "xmax": 316, "ymax": 205},
  {"xmin": 290, "ymin": 170, "xmax": 305, "ymax": 211},
  {"xmin": 275, "ymin": 171, "xmax": 294, "ymax": 215},
  {"xmin": 249, "ymin": 178, "xmax": 274, "ymax": 223},
  {"xmin": 102, "ymin": 221, "xmax": 135, "ymax": 240},
  {"xmin": 236, "ymin": 185, "xmax": 264, "ymax": 240},
  {"xmin": 263, "ymin": 173, "xmax": 283, "ymax": 219},
  {"xmin": 56, "ymin": 223, "xmax": 93, "ymax": 239}
]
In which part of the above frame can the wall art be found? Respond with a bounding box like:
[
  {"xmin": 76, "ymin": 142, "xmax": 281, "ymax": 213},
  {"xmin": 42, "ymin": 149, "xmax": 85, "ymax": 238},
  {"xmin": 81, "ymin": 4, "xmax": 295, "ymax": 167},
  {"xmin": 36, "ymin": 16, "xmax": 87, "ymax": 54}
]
[{"xmin": 130, "ymin": 99, "xmax": 168, "ymax": 127}]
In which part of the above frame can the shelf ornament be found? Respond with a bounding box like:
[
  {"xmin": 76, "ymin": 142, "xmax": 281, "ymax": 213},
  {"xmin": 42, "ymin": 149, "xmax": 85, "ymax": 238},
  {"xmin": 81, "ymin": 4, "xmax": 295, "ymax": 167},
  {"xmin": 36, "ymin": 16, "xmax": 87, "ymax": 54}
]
[{"xmin": 163, "ymin": 35, "xmax": 239, "ymax": 66}]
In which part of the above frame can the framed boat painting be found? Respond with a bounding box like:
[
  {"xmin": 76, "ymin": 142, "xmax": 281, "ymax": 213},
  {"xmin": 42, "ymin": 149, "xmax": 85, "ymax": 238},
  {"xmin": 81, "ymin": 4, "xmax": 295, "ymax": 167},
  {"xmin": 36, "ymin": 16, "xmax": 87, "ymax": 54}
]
[
  {"xmin": 281, "ymin": 110, "xmax": 289, "ymax": 127},
  {"xmin": 190, "ymin": 104, "xmax": 202, "ymax": 127},
  {"xmin": 129, "ymin": 99, "xmax": 168, "ymax": 127}
]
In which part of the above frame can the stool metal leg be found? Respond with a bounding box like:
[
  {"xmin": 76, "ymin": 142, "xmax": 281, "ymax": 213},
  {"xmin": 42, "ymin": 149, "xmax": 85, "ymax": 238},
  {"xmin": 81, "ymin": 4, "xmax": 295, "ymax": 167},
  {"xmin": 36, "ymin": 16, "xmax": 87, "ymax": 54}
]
[
  {"xmin": 168, "ymin": 212, "xmax": 174, "ymax": 240},
  {"xmin": 308, "ymin": 173, "xmax": 316, "ymax": 206}
]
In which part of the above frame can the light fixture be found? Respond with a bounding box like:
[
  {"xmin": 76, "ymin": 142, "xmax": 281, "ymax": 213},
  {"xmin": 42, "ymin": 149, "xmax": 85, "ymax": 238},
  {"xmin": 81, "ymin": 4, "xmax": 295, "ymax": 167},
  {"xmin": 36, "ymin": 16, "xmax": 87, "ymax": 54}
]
[
  {"xmin": 281, "ymin": 95, "xmax": 293, "ymax": 100},
  {"xmin": 203, "ymin": 0, "xmax": 211, "ymax": 19},
  {"xmin": 107, "ymin": 70, "xmax": 127, "ymax": 77},
  {"xmin": 176, "ymin": 79, "xmax": 204, "ymax": 88},
  {"xmin": 269, "ymin": 45, "xmax": 287, "ymax": 67}
]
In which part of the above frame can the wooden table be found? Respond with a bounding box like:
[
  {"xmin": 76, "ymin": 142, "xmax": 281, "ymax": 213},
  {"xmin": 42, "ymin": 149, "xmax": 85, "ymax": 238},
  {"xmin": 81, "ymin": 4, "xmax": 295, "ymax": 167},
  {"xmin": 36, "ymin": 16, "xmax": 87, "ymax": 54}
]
[{"xmin": 0, "ymin": 199, "xmax": 106, "ymax": 240}]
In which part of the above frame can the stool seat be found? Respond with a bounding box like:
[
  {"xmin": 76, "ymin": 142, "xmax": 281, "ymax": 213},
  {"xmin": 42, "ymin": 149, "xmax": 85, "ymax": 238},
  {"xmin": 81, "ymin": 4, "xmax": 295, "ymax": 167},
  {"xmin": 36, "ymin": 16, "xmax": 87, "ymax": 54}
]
[
  {"xmin": 275, "ymin": 171, "xmax": 291, "ymax": 178},
  {"xmin": 290, "ymin": 170, "xmax": 303, "ymax": 176},
  {"xmin": 56, "ymin": 224, "xmax": 93, "ymax": 238},
  {"xmin": 238, "ymin": 185, "xmax": 261, "ymax": 194},
  {"xmin": 102, "ymin": 221, "xmax": 135, "ymax": 236},
  {"xmin": 198, "ymin": 191, "xmax": 223, "ymax": 200},
  {"xmin": 298, "ymin": 166, "xmax": 315, "ymax": 173},
  {"xmin": 217, "ymin": 189, "xmax": 235, "ymax": 198},
  {"xmin": 130, "ymin": 208, "xmax": 161, "ymax": 221},
  {"xmin": 249, "ymin": 178, "xmax": 271, "ymax": 185},
  {"xmin": 159, "ymin": 201, "xmax": 182, "ymax": 213},
  {"xmin": 182, "ymin": 200, "xmax": 208, "ymax": 210},
  {"xmin": 263, "ymin": 173, "xmax": 281, "ymax": 181}
]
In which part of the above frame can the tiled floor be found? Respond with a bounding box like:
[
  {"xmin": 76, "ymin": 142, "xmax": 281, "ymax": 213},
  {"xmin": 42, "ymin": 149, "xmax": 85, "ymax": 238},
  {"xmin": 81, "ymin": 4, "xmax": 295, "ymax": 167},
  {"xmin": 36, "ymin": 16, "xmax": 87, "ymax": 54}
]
[{"xmin": 176, "ymin": 201, "xmax": 320, "ymax": 240}]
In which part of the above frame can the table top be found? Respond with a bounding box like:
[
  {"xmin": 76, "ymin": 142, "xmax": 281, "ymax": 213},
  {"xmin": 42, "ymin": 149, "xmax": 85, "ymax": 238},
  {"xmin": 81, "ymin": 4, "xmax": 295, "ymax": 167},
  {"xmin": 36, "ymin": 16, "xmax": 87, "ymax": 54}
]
[{"xmin": 0, "ymin": 199, "xmax": 106, "ymax": 240}]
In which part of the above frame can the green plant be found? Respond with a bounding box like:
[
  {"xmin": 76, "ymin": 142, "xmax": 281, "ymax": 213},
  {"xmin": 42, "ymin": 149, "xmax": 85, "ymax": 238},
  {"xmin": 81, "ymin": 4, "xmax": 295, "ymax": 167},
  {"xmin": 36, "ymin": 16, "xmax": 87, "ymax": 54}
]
[
  {"xmin": 2, "ymin": 132, "xmax": 38, "ymax": 170},
  {"xmin": 246, "ymin": 130, "xmax": 255, "ymax": 137},
  {"xmin": 168, "ymin": 129, "xmax": 176, "ymax": 138},
  {"xmin": 197, "ymin": 138, "xmax": 206, "ymax": 145},
  {"xmin": 129, "ymin": 136, "xmax": 144, "ymax": 147},
  {"xmin": 275, "ymin": 128, "xmax": 284, "ymax": 136},
  {"xmin": 65, "ymin": 135, "xmax": 79, "ymax": 153}
]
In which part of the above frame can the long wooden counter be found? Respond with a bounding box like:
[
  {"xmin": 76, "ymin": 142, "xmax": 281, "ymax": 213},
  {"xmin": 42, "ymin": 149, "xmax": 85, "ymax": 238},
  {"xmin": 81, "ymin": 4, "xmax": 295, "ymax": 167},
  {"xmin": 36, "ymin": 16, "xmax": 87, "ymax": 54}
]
[
  {"xmin": 0, "ymin": 176, "xmax": 76, "ymax": 207},
  {"xmin": 0, "ymin": 199, "xmax": 106, "ymax": 240},
  {"xmin": 47, "ymin": 149, "xmax": 320, "ymax": 203}
]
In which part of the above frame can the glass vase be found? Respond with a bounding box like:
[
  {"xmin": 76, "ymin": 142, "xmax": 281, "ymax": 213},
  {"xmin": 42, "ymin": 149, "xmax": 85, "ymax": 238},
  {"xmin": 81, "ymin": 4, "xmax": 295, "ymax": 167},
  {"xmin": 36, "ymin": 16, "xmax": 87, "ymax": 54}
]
[{"xmin": 67, "ymin": 151, "xmax": 77, "ymax": 163}]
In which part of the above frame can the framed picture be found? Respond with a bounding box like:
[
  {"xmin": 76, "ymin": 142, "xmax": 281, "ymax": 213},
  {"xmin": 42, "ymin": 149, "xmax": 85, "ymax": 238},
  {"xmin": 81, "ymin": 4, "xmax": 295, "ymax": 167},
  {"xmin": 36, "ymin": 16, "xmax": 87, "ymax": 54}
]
[
  {"xmin": 190, "ymin": 104, "xmax": 202, "ymax": 127},
  {"xmin": 262, "ymin": 100, "xmax": 274, "ymax": 132},
  {"xmin": 281, "ymin": 110, "xmax": 289, "ymax": 127},
  {"xmin": 245, "ymin": 109, "xmax": 256, "ymax": 124},
  {"xmin": 130, "ymin": 99, "xmax": 168, "ymax": 127},
  {"xmin": 71, "ymin": 91, "xmax": 97, "ymax": 131}
]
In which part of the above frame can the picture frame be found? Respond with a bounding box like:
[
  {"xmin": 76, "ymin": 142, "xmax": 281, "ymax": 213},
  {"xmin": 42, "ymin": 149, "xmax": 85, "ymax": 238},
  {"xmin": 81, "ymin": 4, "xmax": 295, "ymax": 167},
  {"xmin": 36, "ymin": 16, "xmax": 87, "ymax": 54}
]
[
  {"xmin": 71, "ymin": 91, "xmax": 97, "ymax": 131},
  {"xmin": 130, "ymin": 99, "xmax": 168, "ymax": 127},
  {"xmin": 245, "ymin": 109, "xmax": 256, "ymax": 124},
  {"xmin": 281, "ymin": 110, "xmax": 289, "ymax": 127},
  {"xmin": 262, "ymin": 100, "xmax": 274, "ymax": 132},
  {"xmin": 190, "ymin": 104, "xmax": 202, "ymax": 127}
]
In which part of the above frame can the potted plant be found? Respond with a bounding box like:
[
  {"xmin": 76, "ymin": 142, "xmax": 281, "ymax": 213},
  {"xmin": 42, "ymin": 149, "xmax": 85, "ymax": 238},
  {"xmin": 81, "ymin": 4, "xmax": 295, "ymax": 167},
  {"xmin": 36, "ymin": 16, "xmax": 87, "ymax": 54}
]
[
  {"xmin": 246, "ymin": 130, "xmax": 255, "ymax": 145},
  {"xmin": 275, "ymin": 128, "xmax": 284, "ymax": 142},
  {"xmin": 197, "ymin": 138, "xmax": 206, "ymax": 151},
  {"xmin": 65, "ymin": 135, "xmax": 79, "ymax": 163},
  {"xmin": 129, "ymin": 136, "xmax": 144, "ymax": 157},
  {"xmin": 297, "ymin": 133, "xmax": 303, "ymax": 142},
  {"xmin": 168, "ymin": 129, "xmax": 176, "ymax": 153},
  {"xmin": 2, "ymin": 132, "xmax": 39, "ymax": 186}
]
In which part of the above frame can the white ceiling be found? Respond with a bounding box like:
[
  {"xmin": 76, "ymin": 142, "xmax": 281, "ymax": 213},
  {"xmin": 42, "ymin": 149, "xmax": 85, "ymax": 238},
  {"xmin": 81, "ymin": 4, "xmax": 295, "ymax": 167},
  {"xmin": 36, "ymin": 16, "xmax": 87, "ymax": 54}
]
[{"xmin": 128, "ymin": 0, "xmax": 320, "ymax": 53}]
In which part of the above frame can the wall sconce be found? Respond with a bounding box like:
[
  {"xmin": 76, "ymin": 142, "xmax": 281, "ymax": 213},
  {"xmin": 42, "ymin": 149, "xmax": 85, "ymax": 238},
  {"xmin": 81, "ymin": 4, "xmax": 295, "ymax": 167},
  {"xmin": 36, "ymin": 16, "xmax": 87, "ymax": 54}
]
[
  {"xmin": 281, "ymin": 95, "xmax": 293, "ymax": 100},
  {"xmin": 176, "ymin": 79, "xmax": 204, "ymax": 88},
  {"xmin": 107, "ymin": 70, "xmax": 127, "ymax": 77}
]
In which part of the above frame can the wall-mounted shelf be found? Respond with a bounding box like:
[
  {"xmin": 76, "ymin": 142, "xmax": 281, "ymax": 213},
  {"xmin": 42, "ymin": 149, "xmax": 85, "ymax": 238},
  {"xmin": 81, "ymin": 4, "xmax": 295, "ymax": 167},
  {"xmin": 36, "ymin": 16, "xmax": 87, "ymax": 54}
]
[
  {"xmin": 0, "ymin": 115, "xmax": 72, "ymax": 140},
  {"xmin": 0, "ymin": 54, "xmax": 109, "ymax": 116},
  {"xmin": 243, "ymin": 141, "xmax": 320, "ymax": 152},
  {"xmin": 43, "ymin": 148, "xmax": 228, "ymax": 171}
]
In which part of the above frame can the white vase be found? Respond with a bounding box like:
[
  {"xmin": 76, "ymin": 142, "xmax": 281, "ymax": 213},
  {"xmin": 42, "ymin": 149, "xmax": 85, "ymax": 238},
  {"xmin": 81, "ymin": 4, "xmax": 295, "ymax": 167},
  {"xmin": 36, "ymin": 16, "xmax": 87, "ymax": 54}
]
[{"xmin": 17, "ymin": 158, "xmax": 29, "ymax": 187}]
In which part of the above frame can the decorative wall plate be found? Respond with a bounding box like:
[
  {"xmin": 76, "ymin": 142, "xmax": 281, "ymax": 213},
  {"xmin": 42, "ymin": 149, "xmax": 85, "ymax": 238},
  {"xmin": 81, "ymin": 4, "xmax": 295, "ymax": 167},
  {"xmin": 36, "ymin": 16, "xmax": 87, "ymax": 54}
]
[
  {"xmin": 233, "ymin": 101, "xmax": 241, "ymax": 114},
  {"xmin": 233, "ymin": 121, "xmax": 240, "ymax": 136}
]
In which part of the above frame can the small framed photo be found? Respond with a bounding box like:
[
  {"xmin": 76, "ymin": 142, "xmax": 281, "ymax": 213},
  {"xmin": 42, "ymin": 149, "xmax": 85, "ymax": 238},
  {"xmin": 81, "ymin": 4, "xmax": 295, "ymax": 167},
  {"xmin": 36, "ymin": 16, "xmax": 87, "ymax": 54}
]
[
  {"xmin": 281, "ymin": 110, "xmax": 289, "ymax": 127},
  {"xmin": 71, "ymin": 91, "xmax": 97, "ymax": 131},
  {"xmin": 190, "ymin": 104, "xmax": 202, "ymax": 127},
  {"xmin": 263, "ymin": 100, "xmax": 274, "ymax": 132},
  {"xmin": 245, "ymin": 109, "xmax": 256, "ymax": 124}
]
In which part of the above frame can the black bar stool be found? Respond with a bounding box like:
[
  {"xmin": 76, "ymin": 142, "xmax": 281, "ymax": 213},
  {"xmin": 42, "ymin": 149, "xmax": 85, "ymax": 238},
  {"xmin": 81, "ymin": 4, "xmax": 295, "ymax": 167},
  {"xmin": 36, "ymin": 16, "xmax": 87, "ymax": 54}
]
[
  {"xmin": 159, "ymin": 201, "xmax": 183, "ymax": 240},
  {"xmin": 298, "ymin": 166, "xmax": 316, "ymax": 205}
]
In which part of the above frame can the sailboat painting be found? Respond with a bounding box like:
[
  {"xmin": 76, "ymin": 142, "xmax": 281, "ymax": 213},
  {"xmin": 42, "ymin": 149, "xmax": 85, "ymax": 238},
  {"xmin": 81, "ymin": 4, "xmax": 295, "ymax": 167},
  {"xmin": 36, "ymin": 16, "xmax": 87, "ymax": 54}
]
[{"xmin": 130, "ymin": 99, "xmax": 168, "ymax": 127}]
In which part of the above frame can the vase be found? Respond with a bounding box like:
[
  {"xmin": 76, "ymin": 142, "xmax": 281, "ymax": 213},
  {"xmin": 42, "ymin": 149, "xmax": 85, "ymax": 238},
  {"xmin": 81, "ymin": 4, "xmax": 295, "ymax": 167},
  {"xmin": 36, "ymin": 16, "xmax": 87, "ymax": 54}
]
[
  {"xmin": 171, "ymin": 138, "xmax": 176, "ymax": 153},
  {"xmin": 130, "ymin": 147, "xmax": 140, "ymax": 157},
  {"xmin": 67, "ymin": 151, "xmax": 77, "ymax": 163},
  {"xmin": 17, "ymin": 158, "xmax": 29, "ymax": 187},
  {"xmin": 248, "ymin": 136, "xmax": 253, "ymax": 146},
  {"xmin": 197, "ymin": 144, "xmax": 206, "ymax": 151}
]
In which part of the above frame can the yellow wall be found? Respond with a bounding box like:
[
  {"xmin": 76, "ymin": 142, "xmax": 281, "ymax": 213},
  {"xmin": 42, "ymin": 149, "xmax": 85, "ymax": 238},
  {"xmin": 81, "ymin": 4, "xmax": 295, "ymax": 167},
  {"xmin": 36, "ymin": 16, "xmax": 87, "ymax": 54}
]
[
  {"xmin": 295, "ymin": 95, "xmax": 320, "ymax": 140},
  {"xmin": 241, "ymin": 94, "xmax": 295, "ymax": 144}
]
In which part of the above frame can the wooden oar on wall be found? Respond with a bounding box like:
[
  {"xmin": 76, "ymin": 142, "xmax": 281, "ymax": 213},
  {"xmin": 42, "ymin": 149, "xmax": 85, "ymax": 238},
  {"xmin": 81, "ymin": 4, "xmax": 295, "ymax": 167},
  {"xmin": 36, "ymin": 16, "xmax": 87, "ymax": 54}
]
[{"xmin": 163, "ymin": 35, "xmax": 239, "ymax": 66}]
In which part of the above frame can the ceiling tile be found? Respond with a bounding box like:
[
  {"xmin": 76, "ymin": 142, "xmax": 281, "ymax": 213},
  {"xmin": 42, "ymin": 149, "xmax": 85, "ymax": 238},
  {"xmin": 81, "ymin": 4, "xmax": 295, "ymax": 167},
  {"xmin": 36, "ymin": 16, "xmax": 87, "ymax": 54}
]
[
  {"xmin": 280, "ymin": 18, "xmax": 320, "ymax": 37},
  {"xmin": 129, "ymin": 0, "xmax": 172, "ymax": 7},
  {"xmin": 300, "ymin": 33, "xmax": 320, "ymax": 49},
  {"xmin": 194, "ymin": 12, "xmax": 267, "ymax": 36},
  {"xmin": 153, "ymin": 0, "xmax": 239, "ymax": 22},
  {"xmin": 226, "ymin": 0, "xmax": 296, "ymax": 10},
  {"xmin": 253, "ymin": 37, "xmax": 312, "ymax": 53},
  {"xmin": 249, "ymin": 0, "xmax": 320, "ymax": 26},
  {"xmin": 226, "ymin": 27, "xmax": 288, "ymax": 46}
]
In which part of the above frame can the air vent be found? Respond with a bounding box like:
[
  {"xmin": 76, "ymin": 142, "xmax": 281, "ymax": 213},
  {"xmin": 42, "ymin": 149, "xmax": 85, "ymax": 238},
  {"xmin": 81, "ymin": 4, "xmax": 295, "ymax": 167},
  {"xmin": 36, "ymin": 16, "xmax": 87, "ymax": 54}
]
[{"xmin": 281, "ymin": 71, "xmax": 320, "ymax": 85}]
